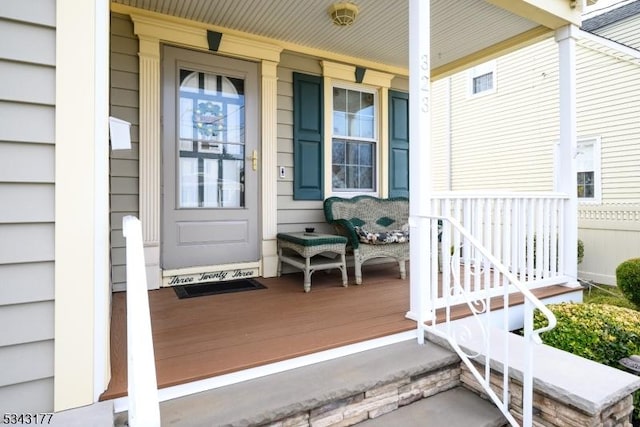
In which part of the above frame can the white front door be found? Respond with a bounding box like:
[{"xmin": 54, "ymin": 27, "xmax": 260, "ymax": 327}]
[{"xmin": 162, "ymin": 46, "xmax": 260, "ymax": 270}]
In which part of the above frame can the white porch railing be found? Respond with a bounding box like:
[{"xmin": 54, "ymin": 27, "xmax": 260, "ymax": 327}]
[
  {"xmin": 421, "ymin": 213, "xmax": 558, "ymax": 426},
  {"xmin": 122, "ymin": 216, "xmax": 161, "ymax": 427},
  {"xmin": 431, "ymin": 192, "xmax": 571, "ymax": 308}
]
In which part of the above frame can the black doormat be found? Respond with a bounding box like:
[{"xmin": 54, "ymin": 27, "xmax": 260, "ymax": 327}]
[{"xmin": 173, "ymin": 278, "xmax": 266, "ymax": 299}]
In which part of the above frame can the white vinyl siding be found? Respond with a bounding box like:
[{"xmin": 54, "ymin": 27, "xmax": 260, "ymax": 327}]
[
  {"xmin": 432, "ymin": 36, "xmax": 640, "ymax": 203},
  {"xmin": 110, "ymin": 13, "xmax": 140, "ymax": 291},
  {"xmin": 575, "ymin": 42, "xmax": 640, "ymax": 203},
  {"xmin": 467, "ymin": 60, "xmax": 496, "ymax": 97},
  {"xmin": 432, "ymin": 39, "xmax": 559, "ymax": 192},
  {"xmin": 429, "ymin": 23, "xmax": 640, "ymax": 286},
  {"xmin": 577, "ymin": 11, "xmax": 640, "ymax": 285},
  {"xmin": 0, "ymin": 0, "xmax": 56, "ymax": 413},
  {"xmin": 430, "ymin": 79, "xmax": 450, "ymax": 191}
]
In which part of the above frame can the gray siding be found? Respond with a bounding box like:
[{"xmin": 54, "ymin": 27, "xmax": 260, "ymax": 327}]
[
  {"xmin": 276, "ymin": 52, "xmax": 329, "ymax": 234},
  {"xmin": 110, "ymin": 13, "xmax": 140, "ymax": 291},
  {"xmin": 596, "ymin": 13, "xmax": 640, "ymax": 50},
  {"xmin": 0, "ymin": 0, "xmax": 56, "ymax": 413}
]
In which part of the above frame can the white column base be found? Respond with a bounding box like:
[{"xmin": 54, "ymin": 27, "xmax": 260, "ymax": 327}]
[
  {"xmin": 262, "ymin": 239, "xmax": 279, "ymax": 278},
  {"xmin": 143, "ymin": 244, "xmax": 161, "ymax": 290}
]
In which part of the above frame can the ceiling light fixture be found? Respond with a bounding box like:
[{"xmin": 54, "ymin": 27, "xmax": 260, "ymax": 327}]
[{"xmin": 329, "ymin": 2, "xmax": 359, "ymax": 26}]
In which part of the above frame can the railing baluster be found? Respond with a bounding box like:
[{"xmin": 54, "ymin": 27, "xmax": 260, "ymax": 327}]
[
  {"xmin": 535, "ymin": 198, "xmax": 544, "ymax": 281},
  {"xmin": 464, "ymin": 198, "xmax": 471, "ymax": 295},
  {"xmin": 484, "ymin": 198, "xmax": 492, "ymax": 292},
  {"xmin": 443, "ymin": 198, "xmax": 452, "ymax": 302},
  {"xmin": 526, "ymin": 198, "xmax": 535, "ymax": 283},
  {"xmin": 474, "ymin": 198, "xmax": 483, "ymax": 292},
  {"xmin": 558, "ymin": 201, "xmax": 565, "ymax": 275},
  {"xmin": 494, "ymin": 199, "xmax": 502, "ymax": 293},
  {"xmin": 542, "ymin": 199, "xmax": 551, "ymax": 279},
  {"xmin": 519, "ymin": 198, "xmax": 527, "ymax": 283},
  {"xmin": 550, "ymin": 199, "xmax": 558, "ymax": 277}
]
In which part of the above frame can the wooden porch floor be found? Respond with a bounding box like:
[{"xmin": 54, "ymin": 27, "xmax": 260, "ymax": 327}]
[
  {"xmin": 102, "ymin": 263, "xmax": 415, "ymax": 400},
  {"xmin": 101, "ymin": 263, "xmax": 577, "ymax": 401}
]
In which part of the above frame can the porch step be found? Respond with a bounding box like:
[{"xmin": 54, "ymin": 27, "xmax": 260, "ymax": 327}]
[
  {"xmin": 119, "ymin": 338, "xmax": 476, "ymax": 426},
  {"xmin": 356, "ymin": 387, "xmax": 507, "ymax": 427}
]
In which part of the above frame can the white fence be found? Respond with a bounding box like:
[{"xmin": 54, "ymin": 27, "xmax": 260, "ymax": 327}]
[{"xmin": 578, "ymin": 204, "xmax": 640, "ymax": 285}]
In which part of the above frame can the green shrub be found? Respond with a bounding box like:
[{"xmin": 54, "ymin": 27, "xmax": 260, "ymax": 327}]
[
  {"xmin": 583, "ymin": 285, "xmax": 637, "ymax": 310},
  {"xmin": 530, "ymin": 238, "xmax": 584, "ymax": 267},
  {"xmin": 534, "ymin": 303, "xmax": 640, "ymax": 421},
  {"xmin": 577, "ymin": 239, "xmax": 584, "ymax": 265},
  {"xmin": 617, "ymin": 258, "xmax": 640, "ymax": 308},
  {"xmin": 534, "ymin": 303, "xmax": 640, "ymax": 365}
]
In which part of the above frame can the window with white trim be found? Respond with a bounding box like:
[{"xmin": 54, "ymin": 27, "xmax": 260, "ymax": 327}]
[
  {"xmin": 331, "ymin": 85, "xmax": 377, "ymax": 193},
  {"xmin": 467, "ymin": 61, "xmax": 496, "ymax": 97},
  {"xmin": 576, "ymin": 137, "xmax": 601, "ymax": 203}
]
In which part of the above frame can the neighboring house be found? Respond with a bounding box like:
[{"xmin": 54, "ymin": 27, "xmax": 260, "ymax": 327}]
[
  {"xmin": 0, "ymin": 0, "xmax": 587, "ymax": 419},
  {"xmin": 430, "ymin": 1, "xmax": 640, "ymax": 286}
]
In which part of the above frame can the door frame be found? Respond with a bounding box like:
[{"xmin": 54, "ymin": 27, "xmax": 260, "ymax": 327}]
[
  {"xmin": 129, "ymin": 11, "xmax": 283, "ymax": 288},
  {"xmin": 161, "ymin": 46, "xmax": 260, "ymax": 273}
]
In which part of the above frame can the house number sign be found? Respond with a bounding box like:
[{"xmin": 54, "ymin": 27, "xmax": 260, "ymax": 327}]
[{"xmin": 164, "ymin": 267, "xmax": 259, "ymax": 286}]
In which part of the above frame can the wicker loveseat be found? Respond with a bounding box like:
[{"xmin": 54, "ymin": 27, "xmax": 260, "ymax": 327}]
[{"xmin": 323, "ymin": 196, "xmax": 409, "ymax": 285}]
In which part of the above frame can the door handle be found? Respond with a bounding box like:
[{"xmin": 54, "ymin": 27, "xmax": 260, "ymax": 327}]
[{"xmin": 247, "ymin": 149, "xmax": 257, "ymax": 171}]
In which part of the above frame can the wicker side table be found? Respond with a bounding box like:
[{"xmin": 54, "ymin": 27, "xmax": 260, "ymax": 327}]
[{"xmin": 276, "ymin": 232, "xmax": 348, "ymax": 292}]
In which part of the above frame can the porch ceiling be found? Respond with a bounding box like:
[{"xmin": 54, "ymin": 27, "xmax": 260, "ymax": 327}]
[{"xmin": 111, "ymin": 0, "xmax": 561, "ymax": 76}]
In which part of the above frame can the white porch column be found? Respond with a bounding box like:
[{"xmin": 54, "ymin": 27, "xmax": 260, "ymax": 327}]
[
  {"xmin": 137, "ymin": 36, "xmax": 162, "ymax": 289},
  {"xmin": 408, "ymin": 0, "xmax": 433, "ymax": 326},
  {"xmin": 261, "ymin": 60, "xmax": 279, "ymax": 277},
  {"xmin": 554, "ymin": 25, "xmax": 579, "ymax": 286}
]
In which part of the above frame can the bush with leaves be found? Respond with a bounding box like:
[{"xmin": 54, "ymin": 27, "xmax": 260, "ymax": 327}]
[
  {"xmin": 617, "ymin": 258, "xmax": 640, "ymax": 308},
  {"xmin": 577, "ymin": 239, "xmax": 584, "ymax": 265},
  {"xmin": 530, "ymin": 238, "xmax": 584, "ymax": 267},
  {"xmin": 533, "ymin": 303, "xmax": 640, "ymax": 422}
]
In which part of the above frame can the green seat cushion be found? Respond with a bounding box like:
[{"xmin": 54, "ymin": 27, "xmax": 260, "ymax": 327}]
[{"xmin": 277, "ymin": 232, "xmax": 347, "ymax": 247}]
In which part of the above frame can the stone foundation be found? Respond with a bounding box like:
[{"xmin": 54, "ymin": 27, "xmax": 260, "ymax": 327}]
[
  {"xmin": 460, "ymin": 363, "xmax": 634, "ymax": 427},
  {"xmin": 263, "ymin": 358, "xmax": 636, "ymax": 427},
  {"xmin": 263, "ymin": 365, "xmax": 461, "ymax": 427}
]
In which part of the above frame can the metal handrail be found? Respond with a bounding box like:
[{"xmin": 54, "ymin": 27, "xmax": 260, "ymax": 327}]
[
  {"xmin": 423, "ymin": 214, "xmax": 557, "ymax": 426},
  {"xmin": 123, "ymin": 216, "xmax": 161, "ymax": 427}
]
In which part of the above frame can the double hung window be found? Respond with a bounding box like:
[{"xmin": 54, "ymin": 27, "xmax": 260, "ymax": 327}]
[
  {"xmin": 576, "ymin": 137, "xmax": 601, "ymax": 202},
  {"xmin": 467, "ymin": 61, "xmax": 496, "ymax": 97},
  {"xmin": 331, "ymin": 86, "xmax": 377, "ymax": 192}
]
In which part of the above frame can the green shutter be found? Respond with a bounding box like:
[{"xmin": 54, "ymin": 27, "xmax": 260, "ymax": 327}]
[
  {"xmin": 388, "ymin": 90, "xmax": 409, "ymax": 198},
  {"xmin": 293, "ymin": 73, "xmax": 324, "ymax": 200}
]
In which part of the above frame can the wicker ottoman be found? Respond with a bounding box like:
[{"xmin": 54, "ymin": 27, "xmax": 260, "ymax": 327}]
[{"xmin": 276, "ymin": 232, "xmax": 348, "ymax": 292}]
